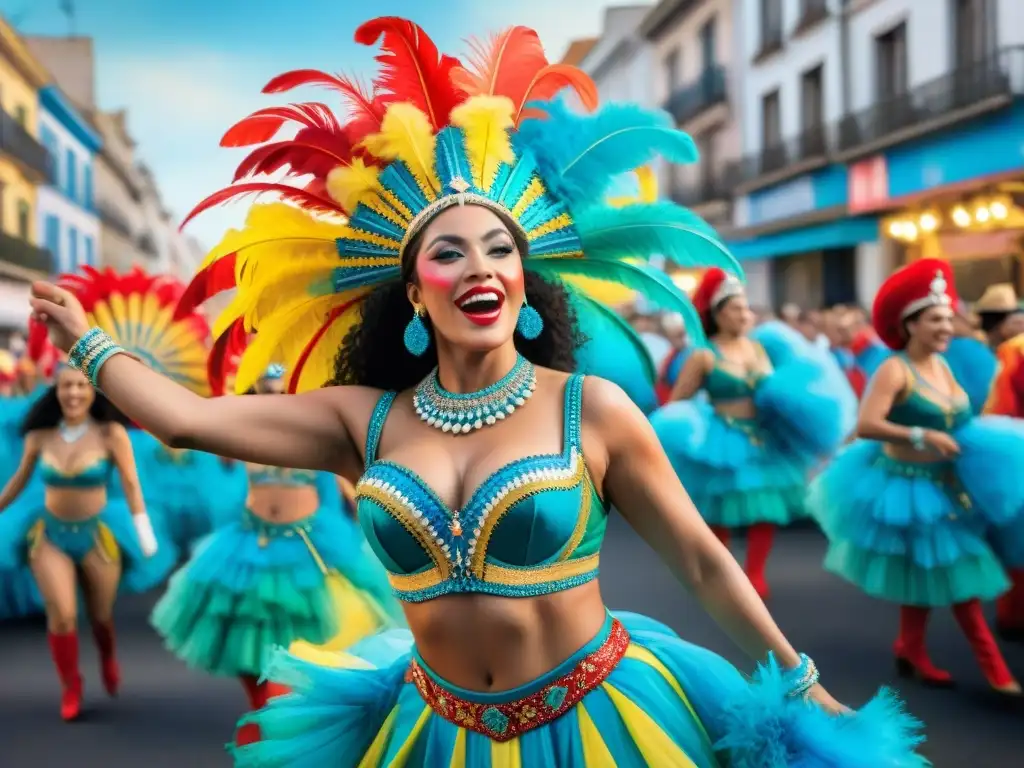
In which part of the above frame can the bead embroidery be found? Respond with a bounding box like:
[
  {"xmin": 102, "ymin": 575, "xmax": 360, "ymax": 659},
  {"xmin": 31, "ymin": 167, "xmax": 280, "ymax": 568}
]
[{"xmin": 406, "ymin": 618, "xmax": 630, "ymax": 742}]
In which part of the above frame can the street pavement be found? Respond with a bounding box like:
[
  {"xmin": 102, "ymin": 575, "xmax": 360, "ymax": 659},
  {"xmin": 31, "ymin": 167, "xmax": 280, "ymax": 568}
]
[{"xmin": 1, "ymin": 519, "xmax": 1021, "ymax": 767}]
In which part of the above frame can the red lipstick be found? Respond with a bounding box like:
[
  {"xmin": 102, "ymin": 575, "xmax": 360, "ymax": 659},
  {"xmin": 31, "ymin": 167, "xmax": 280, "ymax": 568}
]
[{"xmin": 455, "ymin": 286, "xmax": 506, "ymax": 326}]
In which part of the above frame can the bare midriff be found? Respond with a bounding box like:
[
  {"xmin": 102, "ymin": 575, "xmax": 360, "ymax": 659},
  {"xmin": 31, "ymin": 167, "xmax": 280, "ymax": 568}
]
[{"xmin": 247, "ymin": 484, "xmax": 320, "ymax": 524}]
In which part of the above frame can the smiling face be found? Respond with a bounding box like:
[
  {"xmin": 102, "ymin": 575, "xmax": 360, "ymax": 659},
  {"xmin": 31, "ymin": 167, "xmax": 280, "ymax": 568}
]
[
  {"xmin": 906, "ymin": 304, "xmax": 955, "ymax": 353},
  {"xmin": 407, "ymin": 204, "xmax": 525, "ymax": 353},
  {"xmin": 55, "ymin": 367, "xmax": 95, "ymax": 423}
]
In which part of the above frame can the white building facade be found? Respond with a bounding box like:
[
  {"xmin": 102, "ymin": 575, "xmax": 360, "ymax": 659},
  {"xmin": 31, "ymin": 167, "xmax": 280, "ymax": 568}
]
[{"xmin": 36, "ymin": 84, "xmax": 101, "ymax": 275}]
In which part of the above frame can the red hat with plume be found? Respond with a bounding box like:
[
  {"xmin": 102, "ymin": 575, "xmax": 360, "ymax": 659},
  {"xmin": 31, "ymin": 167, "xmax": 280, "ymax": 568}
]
[
  {"xmin": 872, "ymin": 258, "xmax": 957, "ymax": 350},
  {"xmin": 691, "ymin": 268, "xmax": 744, "ymax": 332}
]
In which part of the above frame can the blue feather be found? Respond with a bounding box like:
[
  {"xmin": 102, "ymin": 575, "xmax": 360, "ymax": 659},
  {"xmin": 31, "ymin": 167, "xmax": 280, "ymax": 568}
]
[
  {"xmin": 515, "ymin": 98, "xmax": 698, "ymax": 210},
  {"xmin": 943, "ymin": 336, "xmax": 997, "ymax": 415},
  {"xmin": 528, "ymin": 256, "xmax": 707, "ymax": 346},
  {"xmin": 574, "ymin": 201, "xmax": 741, "ymax": 275}
]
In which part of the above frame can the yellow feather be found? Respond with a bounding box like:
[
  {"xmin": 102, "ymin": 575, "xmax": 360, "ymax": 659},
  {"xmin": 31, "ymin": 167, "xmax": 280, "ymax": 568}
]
[
  {"xmin": 235, "ymin": 294, "xmax": 340, "ymax": 393},
  {"xmin": 359, "ymin": 103, "xmax": 441, "ymax": 198},
  {"xmin": 294, "ymin": 303, "xmax": 363, "ymax": 392},
  {"xmin": 326, "ymin": 157, "xmax": 383, "ymax": 213},
  {"xmin": 449, "ymin": 96, "xmax": 515, "ymax": 191},
  {"xmin": 607, "ymin": 165, "xmax": 659, "ymax": 208}
]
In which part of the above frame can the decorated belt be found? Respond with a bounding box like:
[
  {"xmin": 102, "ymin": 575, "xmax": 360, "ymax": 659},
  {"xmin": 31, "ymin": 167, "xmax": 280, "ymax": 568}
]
[{"xmin": 406, "ymin": 618, "xmax": 630, "ymax": 742}]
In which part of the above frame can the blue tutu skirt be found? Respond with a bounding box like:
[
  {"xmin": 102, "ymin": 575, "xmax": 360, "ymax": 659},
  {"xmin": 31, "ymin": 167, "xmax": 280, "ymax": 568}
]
[
  {"xmin": 235, "ymin": 611, "xmax": 926, "ymax": 767},
  {"xmin": 0, "ymin": 497, "xmax": 178, "ymax": 594},
  {"xmin": 651, "ymin": 400, "xmax": 808, "ymax": 528},
  {"xmin": 810, "ymin": 441, "xmax": 1009, "ymax": 606},
  {"xmin": 151, "ymin": 506, "xmax": 400, "ymax": 678}
]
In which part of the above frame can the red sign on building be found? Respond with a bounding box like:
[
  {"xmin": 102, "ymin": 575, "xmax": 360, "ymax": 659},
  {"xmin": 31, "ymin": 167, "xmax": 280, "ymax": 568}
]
[{"xmin": 848, "ymin": 155, "xmax": 889, "ymax": 213}]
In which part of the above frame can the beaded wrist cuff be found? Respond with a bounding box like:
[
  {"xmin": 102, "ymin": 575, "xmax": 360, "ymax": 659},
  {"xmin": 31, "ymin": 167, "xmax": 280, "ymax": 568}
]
[
  {"xmin": 68, "ymin": 327, "xmax": 128, "ymax": 389},
  {"xmin": 785, "ymin": 653, "xmax": 820, "ymax": 698}
]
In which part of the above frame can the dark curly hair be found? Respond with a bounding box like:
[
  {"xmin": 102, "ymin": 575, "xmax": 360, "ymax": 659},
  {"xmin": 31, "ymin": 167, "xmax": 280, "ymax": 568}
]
[
  {"xmin": 20, "ymin": 384, "xmax": 130, "ymax": 436},
  {"xmin": 331, "ymin": 211, "xmax": 585, "ymax": 391}
]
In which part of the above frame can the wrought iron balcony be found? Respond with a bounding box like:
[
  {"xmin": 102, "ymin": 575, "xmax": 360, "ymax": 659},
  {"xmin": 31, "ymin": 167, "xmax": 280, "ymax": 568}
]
[
  {"xmin": 97, "ymin": 200, "xmax": 133, "ymax": 239},
  {"xmin": 670, "ymin": 171, "xmax": 734, "ymax": 208},
  {"xmin": 838, "ymin": 45, "xmax": 1023, "ymax": 156},
  {"xmin": 0, "ymin": 229, "xmax": 54, "ymax": 274},
  {"xmin": 727, "ymin": 122, "xmax": 831, "ymax": 187},
  {"xmin": 663, "ymin": 66, "xmax": 728, "ymax": 126},
  {"xmin": 0, "ymin": 111, "xmax": 52, "ymax": 181}
]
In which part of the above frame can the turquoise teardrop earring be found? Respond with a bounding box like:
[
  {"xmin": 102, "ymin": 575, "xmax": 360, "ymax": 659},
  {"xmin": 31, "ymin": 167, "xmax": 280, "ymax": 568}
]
[
  {"xmin": 516, "ymin": 299, "xmax": 543, "ymax": 340},
  {"xmin": 404, "ymin": 305, "xmax": 430, "ymax": 356}
]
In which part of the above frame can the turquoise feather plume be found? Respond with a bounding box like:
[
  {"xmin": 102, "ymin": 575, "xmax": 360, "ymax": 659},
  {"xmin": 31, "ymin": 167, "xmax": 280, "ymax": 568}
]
[
  {"xmin": 515, "ymin": 98, "xmax": 698, "ymax": 210},
  {"xmin": 528, "ymin": 256, "xmax": 706, "ymax": 345},
  {"xmin": 573, "ymin": 202, "xmax": 741, "ymax": 274},
  {"xmin": 569, "ymin": 290, "xmax": 659, "ymax": 413}
]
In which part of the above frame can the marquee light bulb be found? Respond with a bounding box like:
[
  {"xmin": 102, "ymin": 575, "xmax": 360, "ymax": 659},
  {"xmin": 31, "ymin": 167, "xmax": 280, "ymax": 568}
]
[{"xmin": 951, "ymin": 206, "xmax": 971, "ymax": 227}]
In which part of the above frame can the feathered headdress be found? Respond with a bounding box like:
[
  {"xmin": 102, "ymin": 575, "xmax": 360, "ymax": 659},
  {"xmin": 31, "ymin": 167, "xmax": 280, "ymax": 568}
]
[
  {"xmin": 176, "ymin": 16, "xmax": 741, "ymax": 393},
  {"xmin": 58, "ymin": 266, "xmax": 212, "ymax": 396}
]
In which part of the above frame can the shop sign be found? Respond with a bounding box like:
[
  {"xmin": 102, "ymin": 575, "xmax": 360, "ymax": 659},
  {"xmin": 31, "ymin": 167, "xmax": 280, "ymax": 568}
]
[
  {"xmin": 744, "ymin": 176, "xmax": 816, "ymax": 227},
  {"xmin": 848, "ymin": 155, "xmax": 889, "ymax": 213}
]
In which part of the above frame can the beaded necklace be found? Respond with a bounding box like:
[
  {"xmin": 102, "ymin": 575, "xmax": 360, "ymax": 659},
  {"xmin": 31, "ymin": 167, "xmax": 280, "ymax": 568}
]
[{"xmin": 413, "ymin": 355, "xmax": 536, "ymax": 435}]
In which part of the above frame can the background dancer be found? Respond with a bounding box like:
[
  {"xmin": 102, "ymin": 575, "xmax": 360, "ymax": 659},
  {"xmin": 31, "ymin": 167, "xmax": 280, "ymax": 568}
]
[
  {"xmin": 30, "ymin": 17, "xmax": 924, "ymax": 766},
  {"xmin": 811, "ymin": 259, "xmax": 1023, "ymax": 695},
  {"xmin": 151, "ymin": 360, "xmax": 400, "ymax": 747},
  {"xmin": 652, "ymin": 267, "xmax": 856, "ymax": 598}
]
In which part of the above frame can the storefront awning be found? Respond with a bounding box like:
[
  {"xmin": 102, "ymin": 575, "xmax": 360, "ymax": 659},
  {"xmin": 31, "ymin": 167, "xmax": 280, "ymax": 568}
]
[{"xmin": 725, "ymin": 216, "xmax": 880, "ymax": 261}]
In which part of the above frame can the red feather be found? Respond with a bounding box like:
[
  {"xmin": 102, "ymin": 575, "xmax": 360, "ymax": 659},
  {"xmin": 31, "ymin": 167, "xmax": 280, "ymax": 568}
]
[
  {"xmin": 180, "ymin": 182, "xmax": 345, "ymax": 230},
  {"xmin": 287, "ymin": 299, "xmax": 359, "ymax": 394},
  {"xmin": 451, "ymin": 26, "xmax": 598, "ymax": 124},
  {"xmin": 175, "ymin": 253, "xmax": 238, "ymax": 320},
  {"xmin": 221, "ymin": 103, "xmax": 341, "ymax": 148},
  {"xmin": 27, "ymin": 315, "xmax": 53, "ymax": 362},
  {"xmin": 207, "ymin": 318, "xmax": 247, "ymax": 396},
  {"xmin": 232, "ymin": 127, "xmax": 355, "ymax": 182},
  {"xmin": 263, "ymin": 69, "xmax": 388, "ymax": 142},
  {"xmin": 354, "ymin": 17, "xmax": 466, "ymax": 131}
]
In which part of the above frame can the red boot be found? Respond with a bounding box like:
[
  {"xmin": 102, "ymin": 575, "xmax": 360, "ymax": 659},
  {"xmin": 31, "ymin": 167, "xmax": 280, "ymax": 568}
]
[
  {"xmin": 47, "ymin": 631, "xmax": 83, "ymax": 721},
  {"xmin": 239, "ymin": 674, "xmax": 269, "ymax": 710},
  {"xmin": 996, "ymin": 569, "xmax": 1024, "ymax": 642},
  {"xmin": 952, "ymin": 599, "xmax": 1021, "ymax": 695},
  {"xmin": 92, "ymin": 622, "xmax": 121, "ymax": 697},
  {"xmin": 893, "ymin": 606, "xmax": 954, "ymax": 687},
  {"xmin": 745, "ymin": 523, "xmax": 774, "ymax": 599},
  {"xmin": 710, "ymin": 526, "xmax": 730, "ymax": 547}
]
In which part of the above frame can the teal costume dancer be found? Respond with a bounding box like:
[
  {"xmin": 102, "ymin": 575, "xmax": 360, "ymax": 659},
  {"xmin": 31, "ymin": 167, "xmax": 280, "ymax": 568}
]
[
  {"xmin": 151, "ymin": 455, "xmax": 400, "ymax": 715},
  {"xmin": 811, "ymin": 258, "xmax": 1023, "ymax": 693}
]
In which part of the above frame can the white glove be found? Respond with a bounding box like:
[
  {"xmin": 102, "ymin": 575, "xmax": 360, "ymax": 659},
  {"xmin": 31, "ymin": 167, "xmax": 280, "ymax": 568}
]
[{"xmin": 133, "ymin": 512, "xmax": 158, "ymax": 557}]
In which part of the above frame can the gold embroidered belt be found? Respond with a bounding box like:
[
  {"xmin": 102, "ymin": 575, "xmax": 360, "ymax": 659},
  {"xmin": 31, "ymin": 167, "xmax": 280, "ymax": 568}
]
[{"xmin": 405, "ymin": 618, "xmax": 630, "ymax": 742}]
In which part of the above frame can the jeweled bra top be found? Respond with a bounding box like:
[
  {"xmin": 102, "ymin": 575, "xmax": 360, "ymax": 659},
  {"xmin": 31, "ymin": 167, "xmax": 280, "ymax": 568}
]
[
  {"xmin": 357, "ymin": 374, "xmax": 608, "ymax": 602},
  {"xmin": 704, "ymin": 343, "xmax": 770, "ymax": 402},
  {"xmin": 40, "ymin": 453, "xmax": 112, "ymax": 489},
  {"xmin": 246, "ymin": 464, "xmax": 319, "ymax": 487},
  {"xmin": 888, "ymin": 354, "xmax": 971, "ymax": 433}
]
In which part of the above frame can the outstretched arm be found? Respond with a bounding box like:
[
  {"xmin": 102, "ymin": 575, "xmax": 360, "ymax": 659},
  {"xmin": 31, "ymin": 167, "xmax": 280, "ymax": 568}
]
[
  {"xmin": 29, "ymin": 281, "xmax": 376, "ymax": 476},
  {"xmin": 582, "ymin": 378, "xmax": 845, "ymax": 713},
  {"xmin": 105, "ymin": 423, "xmax": 147, "ymax": 518},
  {"xmin": 0, "ymin": 433, "xmax": 42, "ymax": 512}
]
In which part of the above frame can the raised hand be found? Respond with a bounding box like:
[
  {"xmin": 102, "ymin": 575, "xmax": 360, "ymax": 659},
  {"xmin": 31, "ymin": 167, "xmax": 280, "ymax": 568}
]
[{"xmin": 28, "ymin": 281, "xmax": 91, "ymax": 353}]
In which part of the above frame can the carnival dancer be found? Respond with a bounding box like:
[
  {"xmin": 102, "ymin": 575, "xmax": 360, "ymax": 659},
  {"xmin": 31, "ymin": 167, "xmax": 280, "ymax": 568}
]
[
  {"xmin": 31, "ymin": 17, "xmax": 925, "ymax": 765},
  {"xmin": 151, "ymin": 360, "xmax": 400, "ymax": 746},
  {"xmin": 651, "ymin": 268, "xmax": 856, "ymax": 598},
  {"xmin": 0, "ymin": 363, "xmax": 171, "ymax": 721},
  {"xmin": 983, "ymin": 332, "xmax": 1024, "ymax": 641},
  {"xmin": 811, "ymin": 259, "xmax": 1024, "ymax": 695}
]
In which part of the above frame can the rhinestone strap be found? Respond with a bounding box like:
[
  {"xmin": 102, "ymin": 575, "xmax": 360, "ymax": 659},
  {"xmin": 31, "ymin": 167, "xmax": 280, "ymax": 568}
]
[{"xmin": 785, "ymin": 653, "xmax": 820, "ymax": 698}]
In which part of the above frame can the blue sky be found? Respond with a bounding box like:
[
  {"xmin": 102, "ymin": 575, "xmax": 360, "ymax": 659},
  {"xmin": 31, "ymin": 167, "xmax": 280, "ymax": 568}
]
[{"xmin": 4, "ymin": 0, "xmax": 605, "ymax": 250}]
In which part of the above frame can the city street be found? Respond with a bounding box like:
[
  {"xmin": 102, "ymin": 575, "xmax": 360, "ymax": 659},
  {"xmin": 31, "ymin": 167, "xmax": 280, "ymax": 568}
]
[{"xmin": 2, "ymin": 519, "xmax": 1021, "ymax": 768}]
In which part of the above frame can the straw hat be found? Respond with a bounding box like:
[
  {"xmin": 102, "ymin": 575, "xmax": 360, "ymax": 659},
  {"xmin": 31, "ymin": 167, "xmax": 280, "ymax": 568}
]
[{"xmin": 975, "ymin": 283, "xmax": 1019, "ymax": 314}]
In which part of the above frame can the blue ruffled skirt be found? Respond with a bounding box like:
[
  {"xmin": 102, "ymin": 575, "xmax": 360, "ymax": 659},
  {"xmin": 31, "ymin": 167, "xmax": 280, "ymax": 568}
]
[
  {"xmin": 151, "ymin": 507, "xmax": 401, "ymax": 678},
  {"xmin": 235, "ymin": 611, "xmax": 926, "ymax": 767},
  {"xmin": 810, "ymin": 440, "xmax": 1010, "ymax": 606},
  {"xmin": 651, "ymin": 400, "xmax": 809, "ymax": 528},
  {"xmin": 0, "ymin": 498, "xmax": 178, "ymax": 594}
]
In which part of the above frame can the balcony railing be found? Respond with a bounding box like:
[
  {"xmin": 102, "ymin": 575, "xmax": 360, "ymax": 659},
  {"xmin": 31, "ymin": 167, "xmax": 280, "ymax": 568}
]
[
  {"xmin": 727, "ymin": 122, "xmax": 830, "ymax": 185},
  {"xmin": 97, "ymin": 200, "xmax": 133, "ymax": 239},
  {"xmin": 663, "ymin": 65, "xmax": 728, "ymax": 126},
  {"xmin": 0, "ymin": 229, "xmax": 54, "ymax": 274},
  {"xmin": 0, "ymin": 111, "xmax": 52, "ymax": 181},
  {"xmin": 138, "ymin": 232, "xmax": 158, "ymax": 256},
  {"xmin": 838, "ymin": 45, "xmax": 1022, "ymax": 155},
  {"xmin": 670, "ymin": 171, "xmax": 735, "ymax": 208}
]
